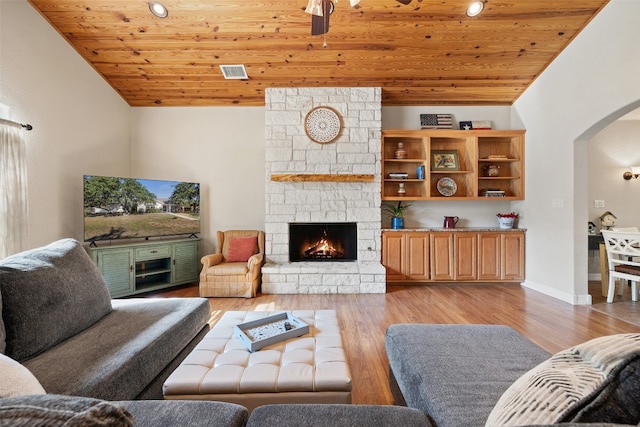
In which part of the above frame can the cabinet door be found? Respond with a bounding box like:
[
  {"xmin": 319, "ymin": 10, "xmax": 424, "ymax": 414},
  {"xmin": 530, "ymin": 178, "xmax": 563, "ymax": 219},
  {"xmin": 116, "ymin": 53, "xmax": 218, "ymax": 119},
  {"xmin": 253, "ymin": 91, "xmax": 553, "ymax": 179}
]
[
  {"xmin": 454, "ymin": 233, "xmax": 477, "ymax": 280},
  {"xmin": 96, "ymin": 248, "xmax": 134, "ymax": 297},
  {"xmin": 382, "ymin": 232, "xmax": 405, "ymax": 281},
  {"xmin": 430, "ymin": 233, "xmax": 454, "ymax": 281},
  {"xmin": 502, "ymin": 232, "xmax": 525, "ymax": 280},
  {"xmin": 173, "ymin": 240, "xmax": 200, "ymax": 284},
  {"xmin": 406, "ymin": 232, "xmax": 430, "ymax": 280},
  {"xmin": 477, "ymin": 232, "xmax": 501, "ymax": 280}
]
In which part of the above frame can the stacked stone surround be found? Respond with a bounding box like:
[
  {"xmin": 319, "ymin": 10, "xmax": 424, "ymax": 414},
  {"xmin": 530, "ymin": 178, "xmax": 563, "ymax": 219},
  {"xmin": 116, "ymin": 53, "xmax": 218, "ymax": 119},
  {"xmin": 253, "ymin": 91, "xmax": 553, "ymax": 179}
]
[{"xmin": 262, "ymin": 87, "xmax": 386, "ymax": 294}]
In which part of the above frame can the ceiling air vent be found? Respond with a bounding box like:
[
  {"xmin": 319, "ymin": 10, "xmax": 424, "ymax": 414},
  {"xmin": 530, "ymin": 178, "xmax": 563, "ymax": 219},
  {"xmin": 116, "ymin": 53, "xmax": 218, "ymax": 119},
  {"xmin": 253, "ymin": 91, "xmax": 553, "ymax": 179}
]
[{"xmin": 219, "ymin": 64, "xmax": 248, "ymax": 80}]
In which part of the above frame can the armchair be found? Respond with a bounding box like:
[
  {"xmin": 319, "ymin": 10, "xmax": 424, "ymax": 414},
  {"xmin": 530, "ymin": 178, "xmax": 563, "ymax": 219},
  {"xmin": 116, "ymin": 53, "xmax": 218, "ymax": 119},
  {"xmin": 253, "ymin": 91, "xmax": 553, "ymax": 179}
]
[{"xmin": 199, "ymin": 230, "xmax": 265, "ymax": 298}]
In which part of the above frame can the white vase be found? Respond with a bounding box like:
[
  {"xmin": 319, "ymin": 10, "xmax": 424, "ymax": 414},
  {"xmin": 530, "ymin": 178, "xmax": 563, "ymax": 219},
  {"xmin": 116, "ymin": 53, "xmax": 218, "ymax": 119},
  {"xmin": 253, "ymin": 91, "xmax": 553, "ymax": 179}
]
[{"xmin": 498, "ymin": 217, "xmax": 515, "ymax": 229}]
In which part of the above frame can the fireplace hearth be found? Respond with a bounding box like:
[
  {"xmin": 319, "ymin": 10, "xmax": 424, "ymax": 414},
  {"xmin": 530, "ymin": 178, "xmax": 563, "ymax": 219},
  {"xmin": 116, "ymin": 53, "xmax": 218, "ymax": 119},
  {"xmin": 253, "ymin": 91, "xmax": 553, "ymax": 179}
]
[{"xmin": 289, "ymin": 222, "xmax": 357, "ymax": 262}]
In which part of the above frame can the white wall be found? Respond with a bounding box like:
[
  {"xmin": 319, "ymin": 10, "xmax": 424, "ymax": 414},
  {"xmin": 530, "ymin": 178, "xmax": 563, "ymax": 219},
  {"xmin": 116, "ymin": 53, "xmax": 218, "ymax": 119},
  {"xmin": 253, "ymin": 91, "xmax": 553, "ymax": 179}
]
[
  {"xmin": 514, "ymin": 0, "xmax": 640, "ymax": 304},
  {"xmin": 0, "ymin": 0, "xmax": 130, "ymax": 249},
  {"xmin": 130, "ymin": 107, "xmax": 265, "ymax": 255}
]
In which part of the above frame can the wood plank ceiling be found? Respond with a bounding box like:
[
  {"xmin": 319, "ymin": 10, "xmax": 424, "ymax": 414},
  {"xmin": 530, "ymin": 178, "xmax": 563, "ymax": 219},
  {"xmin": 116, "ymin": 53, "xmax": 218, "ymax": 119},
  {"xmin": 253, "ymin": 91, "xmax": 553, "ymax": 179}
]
[{"xmin": 27, "ymin": 0, "xmax": 609, "ymax": 107}]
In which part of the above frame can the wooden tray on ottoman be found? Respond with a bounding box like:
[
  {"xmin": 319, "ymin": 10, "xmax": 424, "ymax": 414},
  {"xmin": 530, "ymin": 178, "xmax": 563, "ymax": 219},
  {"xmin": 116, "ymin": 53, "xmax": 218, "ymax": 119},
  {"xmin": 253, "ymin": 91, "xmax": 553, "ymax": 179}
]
[{"xmin": 234, "ymin": 312, "xmax": 310, "ymax": 352}]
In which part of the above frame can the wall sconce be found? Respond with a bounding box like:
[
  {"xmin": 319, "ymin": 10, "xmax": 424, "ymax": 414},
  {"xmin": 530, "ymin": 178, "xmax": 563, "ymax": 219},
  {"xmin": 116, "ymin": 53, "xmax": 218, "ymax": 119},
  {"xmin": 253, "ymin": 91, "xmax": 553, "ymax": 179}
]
[
  {"xmin": 466, "ymin": 1, "xmax": 487, "ymax": 17},
  {"xmin": 623, "ymin": 166, "xmax": 640, "ymax": 180}
]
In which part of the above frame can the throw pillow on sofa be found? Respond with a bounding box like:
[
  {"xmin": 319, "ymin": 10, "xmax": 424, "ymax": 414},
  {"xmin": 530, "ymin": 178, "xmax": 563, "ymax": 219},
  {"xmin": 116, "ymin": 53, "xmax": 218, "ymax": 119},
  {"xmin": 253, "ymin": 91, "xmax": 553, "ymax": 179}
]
[
  {"xmin": 0, "ymin": 238, "xmax": 112, "ymax": 361},
  {"xmin": 0, "ymin": 394, "xmax": 133, "ymax": 426},
  {"xmin": 485, "ymin": 333, "xmax": 640, "ymax": 426},
  {"xmin": 0, "ymin": 354, "xmax": 45, "ymax": 397}
]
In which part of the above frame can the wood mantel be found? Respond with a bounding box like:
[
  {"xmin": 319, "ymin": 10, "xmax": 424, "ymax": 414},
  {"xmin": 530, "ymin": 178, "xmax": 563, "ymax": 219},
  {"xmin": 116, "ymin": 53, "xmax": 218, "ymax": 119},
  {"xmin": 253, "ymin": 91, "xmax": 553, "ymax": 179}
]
[{"xmin": 270, "ymin": 174, "xmax": 375, "ymax": 182}]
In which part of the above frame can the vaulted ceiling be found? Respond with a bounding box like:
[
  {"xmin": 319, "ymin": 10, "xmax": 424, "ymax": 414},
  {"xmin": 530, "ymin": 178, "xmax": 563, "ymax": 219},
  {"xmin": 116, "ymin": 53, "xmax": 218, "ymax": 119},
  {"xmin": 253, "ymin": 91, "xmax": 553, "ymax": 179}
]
[{"xmin": 28, "ymin": 0, "xmax": 609, "ymax": 107}]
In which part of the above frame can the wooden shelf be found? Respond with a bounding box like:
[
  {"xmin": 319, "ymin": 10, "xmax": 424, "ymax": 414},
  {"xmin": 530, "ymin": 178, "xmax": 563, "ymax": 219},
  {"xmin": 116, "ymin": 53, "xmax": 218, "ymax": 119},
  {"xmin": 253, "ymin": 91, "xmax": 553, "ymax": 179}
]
[{"xmin": 381, "ymin": 129, "xmax": 525, "ymax": 200}]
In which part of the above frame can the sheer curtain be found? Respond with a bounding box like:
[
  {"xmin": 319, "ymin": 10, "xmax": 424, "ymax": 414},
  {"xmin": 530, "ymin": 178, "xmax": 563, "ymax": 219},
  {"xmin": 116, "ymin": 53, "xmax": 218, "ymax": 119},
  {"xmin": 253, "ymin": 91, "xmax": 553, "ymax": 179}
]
[{"xmin": 0, "ymin": 121, "xmax": 29, "ymax": 259}]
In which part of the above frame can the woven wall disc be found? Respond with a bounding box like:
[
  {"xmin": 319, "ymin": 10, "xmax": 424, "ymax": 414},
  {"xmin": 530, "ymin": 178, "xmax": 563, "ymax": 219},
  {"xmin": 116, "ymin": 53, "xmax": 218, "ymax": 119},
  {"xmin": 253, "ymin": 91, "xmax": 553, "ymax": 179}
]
[{"xmin": 304, "ymin": 106, "xmax": 343, "ymax": 144}]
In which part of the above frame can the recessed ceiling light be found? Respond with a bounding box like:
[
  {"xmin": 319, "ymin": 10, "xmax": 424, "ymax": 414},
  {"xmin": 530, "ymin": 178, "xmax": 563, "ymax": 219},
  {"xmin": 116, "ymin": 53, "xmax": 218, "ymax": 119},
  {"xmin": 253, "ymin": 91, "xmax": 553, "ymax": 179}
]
[
  {"xmin": 148, "ymin": 2, "xmax": 168, "ymax": 18},
  {"xmin": 466, "ymin": 1, "xmax": 485, "ymax": 17}
]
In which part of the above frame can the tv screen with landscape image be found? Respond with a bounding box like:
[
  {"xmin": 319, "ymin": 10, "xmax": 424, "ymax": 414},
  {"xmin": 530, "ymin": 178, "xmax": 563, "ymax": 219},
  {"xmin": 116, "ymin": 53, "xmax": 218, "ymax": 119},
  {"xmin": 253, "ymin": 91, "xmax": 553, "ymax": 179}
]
[{"xmin": 83, "ymin": 175, "xmax": 200, "ymax": 243}]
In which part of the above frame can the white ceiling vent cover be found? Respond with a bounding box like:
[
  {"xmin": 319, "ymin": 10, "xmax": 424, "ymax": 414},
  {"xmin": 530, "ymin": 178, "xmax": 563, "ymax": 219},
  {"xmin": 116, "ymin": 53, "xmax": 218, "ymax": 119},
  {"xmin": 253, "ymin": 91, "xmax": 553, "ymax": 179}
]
[{"xmin": 219, "ymin": 65, "xmax": 248, "ymax": 79}]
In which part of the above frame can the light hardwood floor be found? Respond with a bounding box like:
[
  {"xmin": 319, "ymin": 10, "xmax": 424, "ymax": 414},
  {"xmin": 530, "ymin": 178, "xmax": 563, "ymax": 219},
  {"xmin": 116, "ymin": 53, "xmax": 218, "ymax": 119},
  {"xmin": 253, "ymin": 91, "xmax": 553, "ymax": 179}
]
[{"xmin": 146, "ymin": 282, "xmax": 640, "ymax": 405}]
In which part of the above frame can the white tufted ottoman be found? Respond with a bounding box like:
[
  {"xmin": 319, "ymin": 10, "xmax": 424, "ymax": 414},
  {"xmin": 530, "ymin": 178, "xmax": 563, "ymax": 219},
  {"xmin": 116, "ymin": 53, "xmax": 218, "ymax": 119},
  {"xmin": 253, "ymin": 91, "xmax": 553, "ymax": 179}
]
[{"xmin": 162, "ymin": 310, "xmax": 352, "ymax": 411}]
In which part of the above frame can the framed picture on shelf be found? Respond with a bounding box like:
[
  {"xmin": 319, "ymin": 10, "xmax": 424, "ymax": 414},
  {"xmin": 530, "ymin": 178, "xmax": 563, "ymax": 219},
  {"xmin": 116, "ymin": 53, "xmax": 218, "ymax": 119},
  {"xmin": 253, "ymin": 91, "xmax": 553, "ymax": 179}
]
[{"xmin": 431, "ymin": 150, "xmax": 460, "ymax": 171}]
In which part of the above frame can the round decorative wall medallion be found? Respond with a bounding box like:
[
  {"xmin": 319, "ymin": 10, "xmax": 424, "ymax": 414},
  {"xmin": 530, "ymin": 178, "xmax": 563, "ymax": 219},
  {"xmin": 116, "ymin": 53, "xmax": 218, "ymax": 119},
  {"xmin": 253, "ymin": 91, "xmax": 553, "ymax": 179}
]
[{"xmin": 304, "ymin": 106, "xmax": 343, "ymax": 144}]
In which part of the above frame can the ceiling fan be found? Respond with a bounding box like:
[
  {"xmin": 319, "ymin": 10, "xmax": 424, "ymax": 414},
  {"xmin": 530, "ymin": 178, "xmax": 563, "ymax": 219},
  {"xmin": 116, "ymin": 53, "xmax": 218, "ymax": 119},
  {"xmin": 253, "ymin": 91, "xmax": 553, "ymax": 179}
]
[{"xmin": 305, "ymin": 0, "xmax": 413, "ymax": 36}]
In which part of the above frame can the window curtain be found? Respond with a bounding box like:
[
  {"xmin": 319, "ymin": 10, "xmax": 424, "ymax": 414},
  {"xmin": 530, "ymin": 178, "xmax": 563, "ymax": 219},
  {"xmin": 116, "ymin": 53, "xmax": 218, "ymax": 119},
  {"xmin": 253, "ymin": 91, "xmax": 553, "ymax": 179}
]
[{"xmin": 0, "ymin": 122, "xmax": 28, "ymax": 259}]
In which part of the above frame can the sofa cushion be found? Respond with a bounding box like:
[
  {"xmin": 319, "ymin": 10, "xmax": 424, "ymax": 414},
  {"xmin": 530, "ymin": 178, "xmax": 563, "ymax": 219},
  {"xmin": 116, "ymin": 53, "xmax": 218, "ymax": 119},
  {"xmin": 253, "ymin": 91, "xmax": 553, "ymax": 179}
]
[
  {"xmin": 0, "ymin": 394, "xmax": 133, "ymax": 426},
  {"xmin": 0, "ymin": 238, "xmax": 112, "ymax": 361},
  {"xmin": 247, "ymin": 404, "xmax": 432, "ymax": 427},
  {"xmin": 23, "ymin": 297, "xmax": 210, "ymax": 401},
  {"xmin": 486, "ymin": 333, "xmax": 640, "ymax": 426},
  {"xmin": 385, "ymin": 324, "xmax": 551, "ymax": 427},
  {"xmin": 0, "ymin": 354, "xmax": 46, "ymax": 397},
  {"xmin": 226, "ymin": 236, "xmax": 258, "ymax": 262},
  {"xmin": 0, "ymin": 290, "xmax": 5, "ymax": 355},
  {"xmin": 118, "ymin": 399, "xmax": 248, "ymax": 427}
]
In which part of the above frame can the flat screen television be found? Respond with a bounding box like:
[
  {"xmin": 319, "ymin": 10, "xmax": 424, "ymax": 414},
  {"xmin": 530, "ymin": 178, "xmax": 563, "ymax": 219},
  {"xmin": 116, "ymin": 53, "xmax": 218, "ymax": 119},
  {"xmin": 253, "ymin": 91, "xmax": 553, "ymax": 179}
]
[{"xmin": 83, "ymin": 175, "xmax": 200, "ymax": 243}]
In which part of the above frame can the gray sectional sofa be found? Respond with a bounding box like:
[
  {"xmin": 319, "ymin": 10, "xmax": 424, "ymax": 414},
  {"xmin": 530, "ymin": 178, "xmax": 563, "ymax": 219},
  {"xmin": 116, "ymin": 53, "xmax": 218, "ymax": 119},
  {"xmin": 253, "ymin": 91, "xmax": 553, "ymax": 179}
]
[
  {"xmin": 0, "ymin": 238, "xmax": 210, "ymax": 401},
  {"xmin": 0, "ymin": 238, "xmax": 431, "ymax": 426},
  {"xmin": 386, "ymin": 324, "xmax": 640, "ymax": 427}
]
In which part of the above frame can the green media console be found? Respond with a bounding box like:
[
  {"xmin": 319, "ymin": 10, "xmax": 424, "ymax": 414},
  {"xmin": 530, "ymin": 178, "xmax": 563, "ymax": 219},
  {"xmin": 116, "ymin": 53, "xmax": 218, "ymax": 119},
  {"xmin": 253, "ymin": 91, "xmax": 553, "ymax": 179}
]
[{"xmin": 86, "ymin": 238, "xmax": 200, "ymax": 298}]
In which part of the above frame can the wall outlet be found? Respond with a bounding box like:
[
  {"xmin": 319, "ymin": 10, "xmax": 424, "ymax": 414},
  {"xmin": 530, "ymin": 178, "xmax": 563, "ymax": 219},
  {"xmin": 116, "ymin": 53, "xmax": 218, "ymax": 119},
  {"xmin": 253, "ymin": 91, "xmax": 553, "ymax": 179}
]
[
  {"xmin": 552, "ymin": 198, "xmax": 564, "ymax": 208},
  {"xmin": 594, "ymin": 200, "xmax": 605, "ymax": 208}
]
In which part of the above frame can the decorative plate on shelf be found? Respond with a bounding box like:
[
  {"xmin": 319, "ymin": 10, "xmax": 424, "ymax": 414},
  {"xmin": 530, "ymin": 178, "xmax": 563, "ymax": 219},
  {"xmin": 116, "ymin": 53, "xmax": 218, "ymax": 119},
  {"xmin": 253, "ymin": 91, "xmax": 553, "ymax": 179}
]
[
  {"xmin": 304, "ymin": 106, "xmax": 343, "ymax": 144},
  {"xmin": 437, "ymin": 177, "xmax": 457, "ymax": 196}
]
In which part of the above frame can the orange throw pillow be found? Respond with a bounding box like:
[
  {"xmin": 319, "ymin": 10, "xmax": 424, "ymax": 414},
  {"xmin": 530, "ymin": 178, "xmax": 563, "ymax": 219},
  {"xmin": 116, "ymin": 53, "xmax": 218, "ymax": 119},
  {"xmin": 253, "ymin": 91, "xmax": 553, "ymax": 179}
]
[{"xmin": 226, "ymin": 236, "xmax": 258, "ymax": 262}]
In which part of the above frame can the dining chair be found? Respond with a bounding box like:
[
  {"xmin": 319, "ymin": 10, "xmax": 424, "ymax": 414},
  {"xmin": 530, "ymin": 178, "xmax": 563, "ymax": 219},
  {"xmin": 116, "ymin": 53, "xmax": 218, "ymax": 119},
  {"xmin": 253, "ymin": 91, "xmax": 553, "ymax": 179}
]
[{"xmin": 601, "ymin": 230, "xmax": 640, "ymax": 303}]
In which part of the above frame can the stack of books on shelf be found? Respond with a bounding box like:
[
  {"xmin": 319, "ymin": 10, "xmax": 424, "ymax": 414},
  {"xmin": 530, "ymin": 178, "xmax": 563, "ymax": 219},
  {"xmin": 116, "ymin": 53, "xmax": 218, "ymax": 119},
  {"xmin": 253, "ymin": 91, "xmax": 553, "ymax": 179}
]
[
  {"xmin": 420, "ymin": 114, "xmax": 453, "ymax": 129},
  {"xmin": 480, "ymin": 189, "xmax": 506, "ymax": 197},
  {"xmin": 388, "ymin": 172, "xmax": 409, "ymax": 179},
  {"xmin": 483, "ymin": 154, "xmax": 508, "ymax": 160}
]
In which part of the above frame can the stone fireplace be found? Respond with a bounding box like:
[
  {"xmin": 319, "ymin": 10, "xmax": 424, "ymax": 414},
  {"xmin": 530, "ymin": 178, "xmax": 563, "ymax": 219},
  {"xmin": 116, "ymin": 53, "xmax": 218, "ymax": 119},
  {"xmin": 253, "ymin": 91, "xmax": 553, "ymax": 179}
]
[{"xmin": 262, "ymin": 87, "xmax": 386, "ymax": 294}]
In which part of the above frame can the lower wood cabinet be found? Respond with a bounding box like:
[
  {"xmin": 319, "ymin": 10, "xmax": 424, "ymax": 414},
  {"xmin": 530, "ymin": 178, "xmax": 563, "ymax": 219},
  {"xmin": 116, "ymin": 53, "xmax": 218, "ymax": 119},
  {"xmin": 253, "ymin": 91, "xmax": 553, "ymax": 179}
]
[
  {"xmin": 382, "ymin": 230, "xmax": 524, "ymax": 283},
  {"xmin": 430, "ymin": 232, "xmax": 453, "ymax": 281}
]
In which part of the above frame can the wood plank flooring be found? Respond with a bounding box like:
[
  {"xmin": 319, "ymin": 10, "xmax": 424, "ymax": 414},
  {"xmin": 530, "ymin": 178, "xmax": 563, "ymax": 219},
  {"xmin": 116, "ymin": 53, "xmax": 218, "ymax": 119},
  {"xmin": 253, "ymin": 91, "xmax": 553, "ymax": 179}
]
[{"xmin": 145, "ymin": 282, "xmax": 640, "ymax": 406}]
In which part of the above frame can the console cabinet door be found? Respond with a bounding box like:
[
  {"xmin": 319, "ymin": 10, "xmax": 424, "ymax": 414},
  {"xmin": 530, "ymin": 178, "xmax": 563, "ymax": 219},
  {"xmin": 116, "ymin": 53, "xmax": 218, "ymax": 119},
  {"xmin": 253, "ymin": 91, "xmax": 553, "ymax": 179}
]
[
  {"xmin": 94, "ymin": 248, "xmax": 134, "ymax": 297},
  {"xmin": 406, "ymin": 232, "xmax": 430, "ymax": 280},
  {"xmin": 173, "ymin": 240, "xmax": 200, "ymax": 284},
  {"xmin": 454, "ymin": 233, "xmax": 477, "ymax": 281},
  {"xmin": 382, "ymin": 232, "xmax": 406, "ymax": 281},
  {"xmin": 430, "ymin": 233, "xmax": 454, "ymax": 281},
  {"xmin": 502, "ymin": 232, "xmax": 525, "ymax": 280},
  {"xmin": 477, "ymin": 232, "xmax": 501, "ymax": 280}
]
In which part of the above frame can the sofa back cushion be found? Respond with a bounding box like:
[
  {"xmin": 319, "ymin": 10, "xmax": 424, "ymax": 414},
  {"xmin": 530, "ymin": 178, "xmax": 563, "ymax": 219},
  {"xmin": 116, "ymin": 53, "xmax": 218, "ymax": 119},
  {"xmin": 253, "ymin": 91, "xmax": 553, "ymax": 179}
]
[{"xmin": 0, "ymin": 238, "xmax": 112, "ymax": 361}]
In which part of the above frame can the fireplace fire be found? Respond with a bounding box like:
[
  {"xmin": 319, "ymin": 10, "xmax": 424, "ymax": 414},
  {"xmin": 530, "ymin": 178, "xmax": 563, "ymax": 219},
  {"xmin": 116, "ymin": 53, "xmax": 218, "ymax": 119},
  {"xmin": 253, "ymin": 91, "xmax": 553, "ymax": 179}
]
[{"xmin": 289, "ymin": 222, "xmax": 357, "ymax": 262}]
